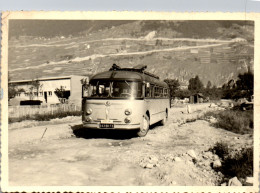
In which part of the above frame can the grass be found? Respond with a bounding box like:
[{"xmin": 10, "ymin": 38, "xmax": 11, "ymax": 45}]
[
  {"xmin": 204, "ymin": 109, "xmax": 253, "ymax": 135},
  {"xmin": 9, "ymin": 111, "xmax": 82, "ymax": 123},
  {"xmin": 210, "ymin": 142, "xmax": 253, "ymax": 179}
]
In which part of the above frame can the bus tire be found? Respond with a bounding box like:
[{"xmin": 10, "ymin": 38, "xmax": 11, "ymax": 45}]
[
  {"xmin": 137, "ymin": 114, "xmax": 150, "ymax": 137},
  {"xmin": 160, "ymin": 111, "xmax": 168, "ymax": 126}
]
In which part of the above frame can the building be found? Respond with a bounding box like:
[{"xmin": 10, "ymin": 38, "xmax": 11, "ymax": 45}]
[
  {"xmin": 189, "ymin": 93, "xmax": 204, "ymax": 104},
  {"xmin": 9, "ymin": 75, "xmax": 88, "ymax": 106}
]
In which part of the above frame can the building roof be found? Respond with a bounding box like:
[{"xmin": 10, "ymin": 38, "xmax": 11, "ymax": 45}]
[{"xmin": 9, "ymin": 75, "xmax": 86, "ymax": 84}]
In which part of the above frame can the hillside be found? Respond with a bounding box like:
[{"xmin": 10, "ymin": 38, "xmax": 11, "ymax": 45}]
[{"xmin": 8, "ymin": 20, "xmax": 254, "ymax": 87}]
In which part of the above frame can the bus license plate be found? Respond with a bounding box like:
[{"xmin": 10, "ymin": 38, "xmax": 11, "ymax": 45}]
[{"xmin": 100, "ymin": 124, "xmax": 114, "ymax": 128}]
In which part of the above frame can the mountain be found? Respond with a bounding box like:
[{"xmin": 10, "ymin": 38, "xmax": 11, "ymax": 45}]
[{"xmin": 8, "ymin": 20, "xmax": 254, "ymax": 87}]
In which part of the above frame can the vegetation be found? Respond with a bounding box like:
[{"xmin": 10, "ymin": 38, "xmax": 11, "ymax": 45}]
[
  {"xmin": 188, "ymin": 75, "xmax": 204, "ymax": 93},
  {"xmin": 28, "ymin": 79, "xmax": 43, "ymax": 100},
  {"xmin": 9, "ymin": 110, "xmax": 81, "ymax": 123},
  {"xmin": 222, "ymin": 71, "xmax": 253, "ymax": 100},
  {"xmin": 54, "ymin": 86, "xmax": 70, "ymax": 103},
  {"xmin": 164, "ymin": 78, "xmax": 180, "ymax": 99},
  {"xmin": 210, "ymin": 142, "xmax": 253, "ymax": 179},
  {"xmin": 204, "ymin": 109, "xmax": 253, "ymax": 135},
  {"xmin": 171, "ymin": 71, "xmax": 253, "ymax": 101}
]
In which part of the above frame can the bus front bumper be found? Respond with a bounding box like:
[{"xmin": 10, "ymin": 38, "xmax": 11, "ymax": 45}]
[{"xmin": 82, "ymin": 122, "xmax": 141, "ymax": 130}]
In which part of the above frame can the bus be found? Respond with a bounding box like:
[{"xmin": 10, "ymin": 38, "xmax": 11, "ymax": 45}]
[{"xmin": 82, "ymin": 64, "xmax": 170, "ymax": 137}]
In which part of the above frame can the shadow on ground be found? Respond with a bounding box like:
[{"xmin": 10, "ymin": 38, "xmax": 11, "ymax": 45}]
[
  {"xmin": 71, "ymin": 124, "xmax": 139, "ymax": 140},
  {"xmin": 71, "ymin": 122, "xmax": 162, "ymax": 140}
]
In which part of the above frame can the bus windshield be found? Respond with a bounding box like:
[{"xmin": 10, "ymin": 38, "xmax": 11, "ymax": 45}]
[{"xmin": 88, "ymin": 80, "xmax": 143, "ymax": 99}]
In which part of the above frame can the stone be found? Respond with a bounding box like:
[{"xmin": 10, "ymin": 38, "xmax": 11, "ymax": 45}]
[
  {"xmin": 174, "ymin": 157, "xmax": 182, "ymax": 162},
  {"xmin": 150, "ymin": 156, "xmax": 158, "ymax": 163},
  {"xmin": 228, "ymin": 177, "xmax": 242, "ymax": 186},
  {"xmin": 213, "ymin": 154, "xmax": 219, "ymax": 161},
  {"xmin": 245, "ymin": 177, "xmax": 253, "ymax": 185},
  {"xmin": 170, "ymin": 181, "xmax": 177, "ymax": 185},
  {"xmin": 213, "ymin": 160, "xmax": 222, "ymax": 168},
  {"xmin": 221, "ymin": 183, "xmax": 227, "ymax": 186},
  {"xmin": 145, "ymin": 163, "xmax": 154, "ymax": 169},
  {"xmin": 209, "ymin": 117, "xmax": 217, "ymax": 124},
  {"xmin": 108, "ymin": 142, "xmax": 112, "ymax": 146},
  {"xmin": 187, "ymin": 150, "xmax": 197, "ymax": 159}
]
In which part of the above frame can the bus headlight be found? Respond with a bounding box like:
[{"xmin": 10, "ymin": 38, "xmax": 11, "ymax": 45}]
[
  {"xmin": 125, "ymin": 108, "xmax": 132, "ymax": 115},
  {"xmin": 85, "ymin": 116, "xmax": 92, "ymax": 122},
  {"xmin": 124, "ymin": 117, "xmax": 131, "ymax": 123},
  {"xmin": 86, "ymin": 108, "xmax": 92, "ymax": 115}
]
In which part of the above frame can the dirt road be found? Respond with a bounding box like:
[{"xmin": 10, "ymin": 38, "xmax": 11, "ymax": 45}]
[{"xmin": 8, "ymin": 104, "xmax": 253, "ymax": 186}]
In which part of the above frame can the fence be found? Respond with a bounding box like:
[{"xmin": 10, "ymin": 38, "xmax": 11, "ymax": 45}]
[{"xmin": 8, "ymin": 104, "xmax": 81, "ymax": 118}]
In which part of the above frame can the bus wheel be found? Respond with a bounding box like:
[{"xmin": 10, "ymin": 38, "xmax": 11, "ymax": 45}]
[
  {"xmin": 160, "ymin": 111, "xmax": 168, "ymax": 126},
  {"xmin": 137, "ymin": 115, "xmax": 150, "ymax": 137}
]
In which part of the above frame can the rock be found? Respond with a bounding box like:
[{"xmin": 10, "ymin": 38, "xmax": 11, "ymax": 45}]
[
  {"xmin": 203, "ymin": 151, "xmax": 213, "ymax": 159},
  {"xmin": 213, "ymin": 154, "xmax": 219, "ymax": 161},
  {"xmin": 209, "ymin": 117, "xmax": 217, "ymax": 124},
  {"xmin": 228, "ymin": 177, "xmax": 242, "ymax": 186},
  {"xmin": 213, "ymin": 160, "xmax": 222, "ymax": 168},
  {"xmin": 149, "ymin": 156, "xmax": 158, "ymax": 163},
  {"xmin": 209, "ymin": 103, "xmax": 217, "ymax": 108},
  {"xmin": 108, "ymin": 142, "xmax": 112, "ymax": 146},
  {"xmin": 221, "ymin": 182, "xmax": 227, "ymax": 186},
  {"xmin": 145, "ymin": 163, "xmax": 154, "ymax": 169},
  {"xmin": 170, "ymin": 181, "xmax": 177, "ymax": 185},
  {"xmin": 147, "ymin": 142, "xmax": 152, "ymax": 145},
  {"xmin": 187, "ymin": 150, "xmax": 197, "ymax": 159},
  {"xmin": 234, "ymin": 137, "xmax": 239, "ymax": 140},
  {"xmin": 174, "ymin": 157, "xmax": 182, "ymax": 162},
  {"xmin": 245, "ymin": 177, "xmax": 253, "ymax": 185},
  {"xmin": 139, "ymin": 162, "xmax": 146, "ymax": 168}
]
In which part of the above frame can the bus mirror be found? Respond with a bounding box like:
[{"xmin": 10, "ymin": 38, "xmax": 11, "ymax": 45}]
[
  {"xmin": 146, "ymin": 83, "xmax": 150, "ymax": 88},
  {"xmin": 82, "ymin": 85, "xmax": 89, "ymax": 97}
]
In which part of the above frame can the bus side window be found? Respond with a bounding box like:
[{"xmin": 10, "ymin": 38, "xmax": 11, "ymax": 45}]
[
  {"xmin": 151, "ymin": 85, "xmax": 154, "ymax": 98},
  {"xmin": 145, "ymin": 84, "xmax": 150, "ymax": 97}
]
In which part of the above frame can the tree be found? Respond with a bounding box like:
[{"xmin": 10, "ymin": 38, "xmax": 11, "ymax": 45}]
[
  {"xmin": 28, "ymin": 79, "xmax": 43, "ymax": 100},
  {"xmin": 188, "ymin": 75, "xmax": 204, "ymax": 93},
  {"xmin": 8, "ymin": 83, "xmax": 18, "ymax": 101},
  {"xmin": 222, "ymin": 71, "xmax": 254, "ymax": 100},
  {"xmin": 236, "ymin": 71, "xmax": 253, "ymax": 91},
  {"xmin": 206, "ymin": 81, "xmax": 212, "ymax": 89},
  {"xmin": 164, "ymin": 79, "xmax": 180, "ymax": 98},
  {"xmin": 54, "ymin": 86, "xmax": 67, "ymax": 103}
]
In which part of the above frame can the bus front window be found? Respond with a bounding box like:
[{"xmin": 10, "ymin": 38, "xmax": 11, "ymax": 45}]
[
  {"xmin": 88, "ymin": 80, "xmax": 142, "ymax": 98},
  {"xmin": 89, "ymin": 81, "xmax": 110, "ymax": 98},
  {"xmin": 111, "ymin": 81, "xmax": 142, "ymax": 98}
]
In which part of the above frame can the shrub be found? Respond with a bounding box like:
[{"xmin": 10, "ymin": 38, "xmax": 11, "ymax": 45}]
[
  {"xmin": 9, "ymin": 111, "xmax": 81, "ymax": 123},
  {"xmin": 204, "ymin": 109, "xmax": 253, "ymax": 135},
  {"xmin": 210, "ymin": 142, "xmax": 253, "ymax": 179},
  {"xmin": 210, "ymin": 142, "xmax": 230, "ymax": 160}
]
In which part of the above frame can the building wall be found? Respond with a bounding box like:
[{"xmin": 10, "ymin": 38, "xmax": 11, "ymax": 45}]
[
  {"xmin": 11, "ymin": 75, "xmax": 87, "ymax": 106},
  {"xmin": 14, "ymin": 78, "xmax": 71, "ymax": 104}
]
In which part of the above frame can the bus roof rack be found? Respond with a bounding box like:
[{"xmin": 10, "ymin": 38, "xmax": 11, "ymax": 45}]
[{"xmin": 109, "ymin": 64, "xmax": 159, "ymax": 79}]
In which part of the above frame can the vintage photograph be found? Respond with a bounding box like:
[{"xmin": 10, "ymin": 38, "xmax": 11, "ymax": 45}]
[{"xmin": 1, "ymin": 12, "xmax": 259, "ymax": 192}]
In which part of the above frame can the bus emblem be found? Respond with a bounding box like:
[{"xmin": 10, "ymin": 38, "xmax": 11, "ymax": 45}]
[{"xmin": 105, "ymin": 101, "xmax": 111, "ymax": 106}]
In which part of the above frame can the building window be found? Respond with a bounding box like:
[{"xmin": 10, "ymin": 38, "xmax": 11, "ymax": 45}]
[
  {"xmin": 39, "ymin": 92, "xmax": 43, "ymax": 96},
  {"xmin": 48, "ymin": 91, "xmax": 52, "ymax": 96}
]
